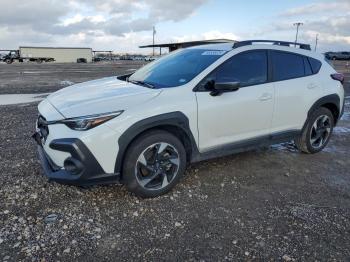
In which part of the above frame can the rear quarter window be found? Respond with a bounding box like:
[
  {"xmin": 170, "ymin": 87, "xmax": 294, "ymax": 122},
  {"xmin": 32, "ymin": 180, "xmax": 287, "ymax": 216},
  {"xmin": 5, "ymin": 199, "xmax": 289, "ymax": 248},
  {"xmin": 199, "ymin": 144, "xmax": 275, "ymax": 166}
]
[
  {"xmin": 272, "ymin": 51, "xmax": 305, "ymax": 81},
  {"xmin": 308, "ymin": 57, "xmax": 322, "ymax": 74},
  {"xmin": 303, "ymin": 57, "xmax": 313, "ymax": 76}
]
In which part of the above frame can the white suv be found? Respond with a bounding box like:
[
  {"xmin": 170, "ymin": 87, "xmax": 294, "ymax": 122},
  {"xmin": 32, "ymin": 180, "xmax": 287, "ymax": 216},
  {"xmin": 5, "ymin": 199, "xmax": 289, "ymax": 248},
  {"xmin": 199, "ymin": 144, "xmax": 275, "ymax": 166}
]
[{"xmin": 33, "ymin": 40, "xmax": 345, "ymax": 198}]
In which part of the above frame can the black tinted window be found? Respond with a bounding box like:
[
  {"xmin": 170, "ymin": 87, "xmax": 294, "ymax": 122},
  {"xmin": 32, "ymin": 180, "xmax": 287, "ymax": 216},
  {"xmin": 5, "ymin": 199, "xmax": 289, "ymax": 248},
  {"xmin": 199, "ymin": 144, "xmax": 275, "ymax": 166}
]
[
  {"xmin": 272, "ymin": 51, "xmax": 305, "ymax": 81},
  {"xmin": 214, "ymin": 50, "xmax": 268, "ymax": 87},
  {"xmin": 308, "ymin": 57, "xmax": 322, "ymax": 74},
  {"xmin": 303, "ymin": 57, "xmax": 313, "ymax": 76}
]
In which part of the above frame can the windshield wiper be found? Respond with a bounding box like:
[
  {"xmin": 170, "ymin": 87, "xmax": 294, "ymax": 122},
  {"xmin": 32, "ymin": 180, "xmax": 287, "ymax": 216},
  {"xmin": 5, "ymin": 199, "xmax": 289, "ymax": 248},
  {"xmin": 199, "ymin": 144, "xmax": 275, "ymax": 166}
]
[{"xmin": 128, "ymin": 79, "xmax": 155, "ymax": 89}]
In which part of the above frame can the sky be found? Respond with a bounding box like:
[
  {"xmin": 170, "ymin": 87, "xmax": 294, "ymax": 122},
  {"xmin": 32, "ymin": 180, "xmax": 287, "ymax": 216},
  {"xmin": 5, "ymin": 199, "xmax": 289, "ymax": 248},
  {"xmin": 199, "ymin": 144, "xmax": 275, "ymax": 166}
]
[{"xmin": 0, "ymin": 0, "xmax": 349, "ymax": 54}]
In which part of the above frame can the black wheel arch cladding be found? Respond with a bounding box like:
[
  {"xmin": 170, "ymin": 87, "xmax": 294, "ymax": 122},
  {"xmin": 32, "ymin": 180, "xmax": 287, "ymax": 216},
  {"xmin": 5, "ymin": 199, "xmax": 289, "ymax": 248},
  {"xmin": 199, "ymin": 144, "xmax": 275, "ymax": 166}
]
[
  {"xmin": 114, "ymin": 111, "xmax": 198, "ymax": 174},
  {"xmin": 307, "ymin": 94, "xmax": 340, "ymax": 124}
]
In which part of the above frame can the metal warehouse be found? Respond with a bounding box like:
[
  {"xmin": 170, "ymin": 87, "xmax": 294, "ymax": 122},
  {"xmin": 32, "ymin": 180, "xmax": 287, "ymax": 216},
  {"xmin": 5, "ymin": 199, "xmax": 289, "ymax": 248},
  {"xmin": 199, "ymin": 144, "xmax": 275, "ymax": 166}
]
[{"xmin": 19, "ymin": 46, "xmax": 93, "ymax": 63}]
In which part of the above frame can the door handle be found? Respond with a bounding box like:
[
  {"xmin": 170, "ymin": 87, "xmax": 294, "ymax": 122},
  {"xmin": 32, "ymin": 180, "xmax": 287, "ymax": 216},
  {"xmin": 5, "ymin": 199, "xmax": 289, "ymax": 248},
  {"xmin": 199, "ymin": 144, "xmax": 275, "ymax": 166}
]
[{"xmin": 259, "ymin": 93, "xmax": 272, "ymax": 101}]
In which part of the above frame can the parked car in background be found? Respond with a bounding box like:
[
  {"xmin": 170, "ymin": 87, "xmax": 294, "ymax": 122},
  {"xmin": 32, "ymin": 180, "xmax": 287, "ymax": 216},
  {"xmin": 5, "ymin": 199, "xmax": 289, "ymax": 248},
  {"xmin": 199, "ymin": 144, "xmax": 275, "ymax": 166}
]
[
  {"xmin": 325, "ymin": 51, "xmax": 350, "ymax": 60},
  {"xmin": 144, "ymin": 56, "xmax": 158, "ymax": 61},
  {"xmin": 77, "ymin": 58, "xmax": 87, "ymax": 63},
  {"xmin": 33, "ymin": 40, "xmax": 345, "ymax": 198}
]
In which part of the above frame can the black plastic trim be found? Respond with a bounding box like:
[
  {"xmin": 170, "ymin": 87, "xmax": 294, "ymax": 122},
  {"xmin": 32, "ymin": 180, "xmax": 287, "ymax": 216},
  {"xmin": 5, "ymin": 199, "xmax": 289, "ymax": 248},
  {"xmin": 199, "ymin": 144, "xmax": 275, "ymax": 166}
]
[
  {"xmin": 193, "ymin": 130, "xmax": 301, "ymax": 162},
  {"xmin": 36, "ymin": 138, "xmax": 120, "ymax": 186},
  {"xmin": 233, "ymin": 40, "xmax": 311, "ymax": 50},
  {"xmin": 307, "ymin": 94, "xmax": 340, "ymax": 123},
  {"xmin": 115, "ymin": 112, "xmax": 199, "ymax": 174},
  {"xmin": 340, "ymin": 96, "xmax": 345, "ymax": 119}
]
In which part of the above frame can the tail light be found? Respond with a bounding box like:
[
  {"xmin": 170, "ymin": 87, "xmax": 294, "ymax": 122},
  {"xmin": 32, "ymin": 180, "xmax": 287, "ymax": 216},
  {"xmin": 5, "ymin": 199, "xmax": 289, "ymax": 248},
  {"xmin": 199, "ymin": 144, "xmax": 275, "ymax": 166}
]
[{"xmin": 331, "ymin": 73, "xmax": 344, "ymax": 84}]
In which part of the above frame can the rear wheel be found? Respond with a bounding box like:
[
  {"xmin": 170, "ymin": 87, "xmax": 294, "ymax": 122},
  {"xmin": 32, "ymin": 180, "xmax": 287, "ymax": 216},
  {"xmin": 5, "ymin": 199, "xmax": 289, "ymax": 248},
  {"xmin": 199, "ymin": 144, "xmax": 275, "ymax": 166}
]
[
  {"xmin": 122, "ymin": 130, "xmax": 186, "ymax": 198},
  {"xmin": 295, "ymin": 107, "xmax": 334, "ymax": 154},
  {"xmin": 5, "ymin": 59, "xmax": 12, "ymax": 64}
]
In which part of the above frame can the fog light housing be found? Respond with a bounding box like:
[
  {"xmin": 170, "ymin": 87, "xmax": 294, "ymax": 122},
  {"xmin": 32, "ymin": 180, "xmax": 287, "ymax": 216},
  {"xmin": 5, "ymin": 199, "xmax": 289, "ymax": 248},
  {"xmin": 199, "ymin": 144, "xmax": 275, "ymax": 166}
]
[{"xmin": 64, "ymin": 157, "xmax": 83, "ymax": 175}]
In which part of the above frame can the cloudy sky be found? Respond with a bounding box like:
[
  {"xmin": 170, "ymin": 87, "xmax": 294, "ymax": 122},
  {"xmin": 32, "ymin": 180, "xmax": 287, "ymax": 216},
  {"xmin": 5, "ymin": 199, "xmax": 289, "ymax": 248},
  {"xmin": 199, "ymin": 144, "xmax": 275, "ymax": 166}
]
[{"xmin": 0, "ymin": 0, "xmax": 349, "ymax": 54}]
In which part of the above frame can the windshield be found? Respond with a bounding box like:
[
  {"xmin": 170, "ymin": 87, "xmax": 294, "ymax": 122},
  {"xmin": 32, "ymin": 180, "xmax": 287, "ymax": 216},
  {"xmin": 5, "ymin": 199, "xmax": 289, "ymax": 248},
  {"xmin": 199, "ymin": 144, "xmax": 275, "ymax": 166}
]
[{"xmin": 129, "ymin": 48, "xmax": 227, "ymax": 88}]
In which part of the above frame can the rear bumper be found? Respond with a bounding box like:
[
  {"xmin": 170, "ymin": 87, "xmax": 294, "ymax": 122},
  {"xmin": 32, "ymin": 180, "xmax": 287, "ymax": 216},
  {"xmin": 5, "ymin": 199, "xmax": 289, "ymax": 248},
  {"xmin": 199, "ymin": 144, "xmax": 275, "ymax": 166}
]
[{"xmin": 35, "ymin": 136, "xmax": 120, "ymax": 186}]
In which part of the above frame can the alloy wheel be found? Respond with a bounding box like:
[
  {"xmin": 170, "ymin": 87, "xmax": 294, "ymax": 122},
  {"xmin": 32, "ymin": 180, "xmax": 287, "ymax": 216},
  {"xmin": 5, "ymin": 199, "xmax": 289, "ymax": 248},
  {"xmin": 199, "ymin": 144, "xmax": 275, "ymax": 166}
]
[
  {"xmin": 135, "ymin": 142, "xmax": 180, "ymax": 190},
  {"xmin": 310, "ymin": 115, "xmax": 332, "ymax": 149}
]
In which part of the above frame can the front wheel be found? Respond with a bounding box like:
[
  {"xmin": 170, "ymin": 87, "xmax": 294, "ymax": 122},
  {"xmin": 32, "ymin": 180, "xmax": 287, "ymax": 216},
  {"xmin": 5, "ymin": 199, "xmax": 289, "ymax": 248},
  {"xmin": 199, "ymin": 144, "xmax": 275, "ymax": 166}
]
[
  {"xmin": 295, "ymin": 107, "xmax": 334, "ymax": 154},
  {"xmin": 122, "ymin": 130, "xmax": 187, "ymax": 198}
]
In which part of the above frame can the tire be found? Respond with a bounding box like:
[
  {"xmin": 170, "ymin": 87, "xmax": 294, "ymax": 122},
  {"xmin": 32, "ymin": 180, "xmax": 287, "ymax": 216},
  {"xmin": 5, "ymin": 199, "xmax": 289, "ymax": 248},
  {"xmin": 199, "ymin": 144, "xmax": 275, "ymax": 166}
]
[
  {"xmin": 122, "ymin": 130, "xmax": 187, "ymax": 198},
  {"xmin": 5, "ymin": 59, "xmax": 12, "ymax": 64},
  {"xmin": 295, "ymin": 107, "xmax": 334, "ymax": 154}
]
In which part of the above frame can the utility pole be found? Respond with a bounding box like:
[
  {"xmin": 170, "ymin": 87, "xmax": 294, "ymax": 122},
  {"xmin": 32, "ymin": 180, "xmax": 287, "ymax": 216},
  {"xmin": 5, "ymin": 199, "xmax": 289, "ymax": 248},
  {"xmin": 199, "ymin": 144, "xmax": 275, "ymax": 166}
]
[
  {"xmin": 152, "ymin": 26, "xmax": 156, "ymax": 56},
  {"xmin": 315, "ymin": 34, "xmax": 319, "ymax": 52},
  {"xmin": 293, "ymin": 22, "xmax": 303, "ymax": 45}
]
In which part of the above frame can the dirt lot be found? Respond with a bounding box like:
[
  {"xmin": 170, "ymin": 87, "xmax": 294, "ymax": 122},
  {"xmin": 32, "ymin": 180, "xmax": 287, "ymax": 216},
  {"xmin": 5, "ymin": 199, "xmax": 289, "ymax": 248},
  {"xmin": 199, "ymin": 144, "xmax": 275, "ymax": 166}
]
[
  {"xmin": 0, "ymin": 61, "xmax": 349, "ymax": 261},
  {"xmin": 0, "ymin": 61, "xmax": 145, "ymax": 94}
]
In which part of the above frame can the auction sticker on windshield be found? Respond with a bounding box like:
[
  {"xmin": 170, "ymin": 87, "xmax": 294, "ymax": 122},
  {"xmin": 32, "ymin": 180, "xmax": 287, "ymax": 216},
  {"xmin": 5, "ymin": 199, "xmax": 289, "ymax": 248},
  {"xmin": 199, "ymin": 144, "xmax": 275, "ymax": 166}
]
[{"xmin": 201, "ymin": 50, "xmax": 227, "ymax": 56}]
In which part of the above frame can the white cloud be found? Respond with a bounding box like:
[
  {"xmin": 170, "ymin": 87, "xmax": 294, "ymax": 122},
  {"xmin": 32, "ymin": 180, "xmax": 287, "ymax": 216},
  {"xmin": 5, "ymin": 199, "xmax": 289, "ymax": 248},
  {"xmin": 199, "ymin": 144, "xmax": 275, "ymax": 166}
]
[
  {"xmin": 281, "ymin": 0, "xmax": 350, "ymax": 16},
  {"xmin": 257, "ymin": 0, "xmax": 350, "ymax": 51},
  {"xmin": 0, "ymin": 0, "xmax": 210, "ymax": 50}
]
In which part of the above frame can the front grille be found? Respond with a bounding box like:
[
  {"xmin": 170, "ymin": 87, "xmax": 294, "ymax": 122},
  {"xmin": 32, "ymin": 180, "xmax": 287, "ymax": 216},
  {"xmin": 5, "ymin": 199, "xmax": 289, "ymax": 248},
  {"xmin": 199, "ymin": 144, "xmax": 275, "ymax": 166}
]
[{"xmin": 37, "ymin": 115, "xmax": 49, "ymax": 140}]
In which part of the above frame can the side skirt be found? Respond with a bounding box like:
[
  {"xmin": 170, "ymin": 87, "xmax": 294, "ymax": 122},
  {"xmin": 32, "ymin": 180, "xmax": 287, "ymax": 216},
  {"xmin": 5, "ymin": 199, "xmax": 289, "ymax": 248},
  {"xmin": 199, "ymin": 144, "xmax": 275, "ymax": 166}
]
[{"xmin": 191, "ymin": 130, "xmax": 301, "ymax": 163}]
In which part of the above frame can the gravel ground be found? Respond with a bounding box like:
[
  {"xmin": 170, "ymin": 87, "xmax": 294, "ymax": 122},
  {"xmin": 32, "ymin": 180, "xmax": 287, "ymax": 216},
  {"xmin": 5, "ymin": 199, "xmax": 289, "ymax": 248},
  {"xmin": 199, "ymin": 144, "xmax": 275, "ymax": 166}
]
[
  {"xmin": 0, "ymin": 62, "xmax": 350, "ymax": 261},
  {"xmin": 0, "ymin": 61, "xmax": 145, "ymax": 94}
]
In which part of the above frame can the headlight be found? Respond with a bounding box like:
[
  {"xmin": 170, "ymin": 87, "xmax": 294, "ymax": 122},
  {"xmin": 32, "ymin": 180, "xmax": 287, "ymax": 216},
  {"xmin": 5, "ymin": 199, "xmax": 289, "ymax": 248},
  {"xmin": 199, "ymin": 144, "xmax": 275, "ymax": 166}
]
[{"xmin": 51, "ymin": 111, "xmax": 123, "ymax": 131}]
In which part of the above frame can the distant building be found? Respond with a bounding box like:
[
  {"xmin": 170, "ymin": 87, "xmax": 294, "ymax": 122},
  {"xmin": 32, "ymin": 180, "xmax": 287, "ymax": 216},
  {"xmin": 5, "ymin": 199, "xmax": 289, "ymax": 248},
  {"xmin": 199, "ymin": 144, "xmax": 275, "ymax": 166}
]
[
  {"xmin": 139, "ymin": 39, "xmax": 236, "ymax": 54},
  {"xmin": 19, "ymin": 46, "xmax": 93, "ymax": 63}
]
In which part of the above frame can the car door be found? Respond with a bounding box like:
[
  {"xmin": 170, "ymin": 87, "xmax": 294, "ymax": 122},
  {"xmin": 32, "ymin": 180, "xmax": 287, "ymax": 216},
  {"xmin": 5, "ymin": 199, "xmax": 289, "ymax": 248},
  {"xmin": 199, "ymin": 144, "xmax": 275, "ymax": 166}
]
[
  {"xmin": 195, "ymin": 50, "xmax": 275, "ymax": 151},
  {"xmin": 270, "ymin": 50, "xmax": 322, "ymax": 133}
]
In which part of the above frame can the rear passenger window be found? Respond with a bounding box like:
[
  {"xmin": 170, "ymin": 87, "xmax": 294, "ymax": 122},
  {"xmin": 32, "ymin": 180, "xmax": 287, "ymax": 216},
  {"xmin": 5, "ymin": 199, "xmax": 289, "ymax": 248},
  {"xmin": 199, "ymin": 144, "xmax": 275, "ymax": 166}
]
[
  {"xmin": 272, "ymin": 51, "xmax": 305, "ymax": 81},
  {"xmin": 308, "ymin": 57, "xmax": 322, "ymax": 74},
  {"xmin": 303, "ymin": 57, "xmax": 313, "ymax": 76}
]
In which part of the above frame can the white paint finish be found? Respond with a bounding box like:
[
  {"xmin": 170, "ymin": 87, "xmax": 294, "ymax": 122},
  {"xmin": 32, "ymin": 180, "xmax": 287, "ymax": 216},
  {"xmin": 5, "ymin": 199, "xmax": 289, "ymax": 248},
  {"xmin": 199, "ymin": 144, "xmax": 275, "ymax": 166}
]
[
  {"xmin": 79, "ymin": 125, "xmax": 121, "ymax": 174},
  {"xmin": 36, "ymin": 43, "xmax": 344, "ymax": 178},
  {"xmin": 270, "ymin": 76, "xmax": 318, "ymax": 132},
  {"xmin": 106, "ymin": 84, "xmax": 199, "ymax": 148},
  {"xmin": 37, "ymin": 99, "xmax": 65, "ymax": 121},
  {"xmin": 196, "ymin": 83, "xmax": 274, "ymax": 151},
  {"xmin": 0, "ymin": 93, "xmax": 49, "ymax": 106},
  {"xmin": 47, "ymin": 77, "xmax": 161, "ymax": 118},
  {"xmin": 40, "ymin": 115, "xmax": 121, "ymax": 173}
]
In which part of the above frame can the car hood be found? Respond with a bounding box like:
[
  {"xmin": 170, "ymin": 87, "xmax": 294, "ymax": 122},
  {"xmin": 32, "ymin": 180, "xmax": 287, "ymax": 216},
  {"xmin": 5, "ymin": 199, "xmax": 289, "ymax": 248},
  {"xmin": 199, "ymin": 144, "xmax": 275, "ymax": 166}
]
[{"xmin": 47, "ymin": 77, "xmax": 161, "ymax": 118}]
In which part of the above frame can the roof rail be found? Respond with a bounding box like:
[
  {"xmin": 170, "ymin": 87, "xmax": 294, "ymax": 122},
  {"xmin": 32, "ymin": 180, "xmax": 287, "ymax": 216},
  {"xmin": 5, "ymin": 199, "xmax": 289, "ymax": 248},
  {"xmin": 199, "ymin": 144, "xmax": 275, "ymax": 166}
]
[{"xmin": 233, "ymin": 40, "xmax": 311, "ymax": 50}]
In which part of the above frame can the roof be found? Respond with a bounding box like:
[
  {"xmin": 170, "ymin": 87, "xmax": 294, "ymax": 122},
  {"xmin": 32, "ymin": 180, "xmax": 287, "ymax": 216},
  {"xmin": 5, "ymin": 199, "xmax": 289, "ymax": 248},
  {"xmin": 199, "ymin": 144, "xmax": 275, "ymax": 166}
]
[
  {"xmin": 139, "ymin": 39, "xmax": 236, "ymax": 48},
  {"xmin": 187, "ymin": 43, "xmax": 234, "ymax": 51},
  {"xmin": 19, "ymin": 46, "xmax": 92, "ymax": 50}
]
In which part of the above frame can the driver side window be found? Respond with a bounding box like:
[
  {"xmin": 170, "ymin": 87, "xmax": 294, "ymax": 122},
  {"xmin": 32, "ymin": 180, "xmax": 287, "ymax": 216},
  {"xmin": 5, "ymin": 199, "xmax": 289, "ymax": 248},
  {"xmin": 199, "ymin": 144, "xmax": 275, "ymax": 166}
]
[{"xmin": 198, "ymin": 50, "xmax": 268, "ymax": 91}]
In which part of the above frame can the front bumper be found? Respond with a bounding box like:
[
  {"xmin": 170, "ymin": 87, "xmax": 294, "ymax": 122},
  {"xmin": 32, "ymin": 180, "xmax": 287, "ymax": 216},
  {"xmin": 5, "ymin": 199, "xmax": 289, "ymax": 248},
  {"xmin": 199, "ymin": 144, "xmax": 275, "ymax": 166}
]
[{"xmin": 34, "ymin": 134, "xmax": 121, "ymax": 186}]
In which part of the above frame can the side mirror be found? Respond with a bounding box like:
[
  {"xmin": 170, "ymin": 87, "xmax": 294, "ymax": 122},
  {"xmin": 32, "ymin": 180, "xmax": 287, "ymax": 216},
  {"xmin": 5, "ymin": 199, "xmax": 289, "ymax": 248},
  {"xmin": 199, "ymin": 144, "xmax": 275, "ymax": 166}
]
[{"xmin": 210, "ymin": 81, "xmax": 240, "ymax": 96}]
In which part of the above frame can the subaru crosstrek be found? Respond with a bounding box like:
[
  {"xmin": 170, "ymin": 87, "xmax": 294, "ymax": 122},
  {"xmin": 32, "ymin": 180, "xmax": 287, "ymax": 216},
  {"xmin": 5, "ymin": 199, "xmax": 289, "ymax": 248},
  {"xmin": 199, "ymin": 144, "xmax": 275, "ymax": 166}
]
[{"xmin": 33, "ymin": 40, "xmax": 345, "ymax": 198}]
